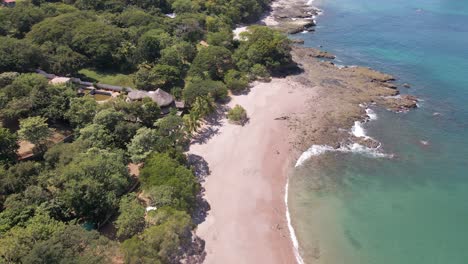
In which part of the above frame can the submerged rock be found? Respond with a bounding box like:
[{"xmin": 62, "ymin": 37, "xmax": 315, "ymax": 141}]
[
  {"xmin": 380, "ymin": 95, "xmax": 418, "ymax": 112},
  {"xmin": 293, "ymin": 46, "xmax": 336, "ymax": 59},
  {"xmin": 291, "ymin": 38, "xmax": 305, "ymax": 44}
]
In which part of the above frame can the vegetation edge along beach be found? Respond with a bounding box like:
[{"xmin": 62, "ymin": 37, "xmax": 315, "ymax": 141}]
[{"xmin": 0, "ymin": 0, "xmax": 417, "ymax": 263}]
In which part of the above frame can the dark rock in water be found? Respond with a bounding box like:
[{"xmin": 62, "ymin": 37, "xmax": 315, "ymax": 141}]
[
  {"xmin": 291, "ymin": 39, "xmax": 305, "ymax": 44},
  {"xmin": 381, "ymin": 82, "xmax": 398, "ymax": 89},
  {"xmin": 380, "ymin": 94, "xmax": 418, "ymax": 112},
  {"xmin": 315, "ymin": 51, "xmax": 335, "ymax": 59},
  {"xmin": 295, "ymin": 47, "xmax": 336, "ymax": 59},
  {"xmin": 289, "ymin": 27, "xmax": 305, "ymax": 34},
  {"xmin": 352, "ymin": 137, "xmax": 381, "ymax": 149},
  {"xmin": 287, "ymin": 21, "xmax": 316, "ymax": 34},
  {"xmin": 403, "ymin": 83, "xmax": 411, "ymax": 88}
]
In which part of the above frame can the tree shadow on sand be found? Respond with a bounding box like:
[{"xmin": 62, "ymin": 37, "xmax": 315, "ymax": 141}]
[
  {"xmin": 187, "ymin": 154, "xmax": 211, "ymax": 225},
  {"xmin": 190, "ymin": 105, "xmax": 229, "ymax": 145},
  {"xmin": 181, "ymin": 154, "xmax": 212, "ymax": 263}
]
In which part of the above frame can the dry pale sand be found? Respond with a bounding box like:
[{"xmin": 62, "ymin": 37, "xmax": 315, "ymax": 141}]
[{"xmin": 189, "ymin": 78, "xmax": 316, "ymax": 264}]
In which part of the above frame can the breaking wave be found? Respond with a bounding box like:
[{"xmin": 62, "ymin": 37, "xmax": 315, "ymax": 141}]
[
  {"xmin": 295, "ymin": 108, "xmax": 391, "ymax": 167},
  {"xmin": 285, "ymin": 179, "xmax": 305, "ymax": 264},
  {"xmin": 295, "ymin": 143, "xmax": 392, "ymax": 167}
]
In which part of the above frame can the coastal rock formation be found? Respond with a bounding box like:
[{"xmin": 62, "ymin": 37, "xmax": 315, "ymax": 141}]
[
  {"xmin": 290, "ymin": 38, "xmax": 305, "ymax": 44},
  {"xmin": 264, "ymin": 0, "xmax": 320, "ymax": 34},
  {"xmin": 350, "ymin": 136, "xmax": 381, "ymax": 149},
  {"xmin": 287, "ymin": 46, "xmax": 418, "ymax": 152},
  {"xmin": 297, "ymin": 47, "xmax": 336, "ymax": 59},
  {"xmin": 378, "ymin": 94, "xmax": 418, "ymax": 112}
]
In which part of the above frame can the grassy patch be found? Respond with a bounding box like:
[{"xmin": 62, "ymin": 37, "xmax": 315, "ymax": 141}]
[{"xmin": 78, "ymin": 68, "xmax": 135, "ymax": 87}]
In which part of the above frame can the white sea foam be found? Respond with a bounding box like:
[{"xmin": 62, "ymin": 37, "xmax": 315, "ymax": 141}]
[
  {"xmin": 366, "ymin": 108, "xmax": 378, "ymax": 120},
  {"xmin": 285, "ymin": 179, "xmax": 305, "ymax": 264},
  {"xmin": 295, "ymin": 145, "xmax": 336, "ymax": 166},
  {"xmin": 351, "ymin": 121, "xmax": 368, "ymax": 138},
  {"xmin": 295, "ymin": 143, "xmax": 392, "ymax": 167}
]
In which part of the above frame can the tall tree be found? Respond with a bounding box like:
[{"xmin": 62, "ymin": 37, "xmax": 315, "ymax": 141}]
[
  {"xmin": 18, "ymin": 116, "xmax": 52, "ymax": 146},
  {"xmin": 139, "ymin": 153, "xmax": 199, "ymax": 211},
  {"xmin": 188, "ymin": 46, "xmax": 233, "ymax": 80},
  {"xmin": 0, "ymin": 37, "xmax": 42, "ymax": 73},
  {"xmin": 55, "ymin": 148, "xmax": 131, "ymax": 222},
  {"xmin": 115, "ymin": 194, "xmax": 145, "ymax": 240},
  {"xmin": 0, "ymin": 127, "xmax": 18, "ymax": 164},
  {"xmin": 233, "ymin": 26, "xmax": 292, "ymax": 72},
  {"xmin": 66, "ymin": 97, "xmax": 97, "ymax": 128},
  {"xmin": 127, "ymin": 127, "xmax": 158, "ymax": 163}
]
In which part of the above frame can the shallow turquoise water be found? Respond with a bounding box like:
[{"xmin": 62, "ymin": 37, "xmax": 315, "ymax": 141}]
[{"xmin": 289, "ymin": 0, "xmax": 468, "ymax": 263}]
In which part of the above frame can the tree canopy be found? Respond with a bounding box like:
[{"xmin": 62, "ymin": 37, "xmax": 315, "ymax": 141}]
[
  {"xmin": 0, "ymin": 0, "xmax": 296, "ymax": 261},
  {"xmin": 140, "ymin": 153, "xmax": 199, "ymax": 212}
]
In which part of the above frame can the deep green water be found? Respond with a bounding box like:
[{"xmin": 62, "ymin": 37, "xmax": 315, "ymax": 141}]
[{"xmin": 289, "ymin": 0, "xmax": 468, "ymax": 263}]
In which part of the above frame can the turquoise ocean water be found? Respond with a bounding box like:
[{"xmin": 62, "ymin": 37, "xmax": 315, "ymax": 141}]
[{"xmin": 289, "ymin": 0, "xmax": 468, "ymax": 263}]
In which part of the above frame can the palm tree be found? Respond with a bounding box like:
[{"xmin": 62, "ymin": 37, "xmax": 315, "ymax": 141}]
[{"xmin": 183, "ymin": 95, "xmax": 216, "ymax": 133}]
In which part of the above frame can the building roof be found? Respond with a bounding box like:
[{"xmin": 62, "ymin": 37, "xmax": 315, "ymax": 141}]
[
  {"xmin": 127, "ymin": 89, "xmax": 174, "ymax": 107},
  {"xmin": 127, "ymin": 90, "xmax": 148, "ymax": 100},
  {"xmin": 49, "ymin": 77, "xmax": 70, "ymax": 85},
  {"xmin": 148, "ymin": 89, "xmax": 174, "ymax": 107},
  {"xmin": 95, "ymin": 83, "xmax": 132, "ymax": 92},
  {"xmin": 175, "ymin": 101, "xmax": 185, "ymax": 109}
]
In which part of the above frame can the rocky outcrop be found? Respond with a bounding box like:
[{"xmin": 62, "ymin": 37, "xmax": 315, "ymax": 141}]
[
  {"xmin": 294, "ymin": 47, "xmax": 336, "ymax": 59},
  {"xmin": 290, "ymin": 39, "xmax": 305, "ymax": 44},
  {"xmin": 265, "ymin": 0, "xmax": 320, "ymax": 34},
  {"xmin": 287, "ymin": 46, "xmax": 419, "ymax": 152},
  {"xmin": 379, "ymin": 95, "xmax": 418, "ymax": 112}
]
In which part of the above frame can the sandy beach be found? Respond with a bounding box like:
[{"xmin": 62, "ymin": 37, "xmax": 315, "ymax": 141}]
[
  {"xmin": 189, "ymin": 79, "xmax": 316, "ymax": 264},
  {"xmin": 187, "ymin": 46, "xmax": 417, "ymax": 263}
]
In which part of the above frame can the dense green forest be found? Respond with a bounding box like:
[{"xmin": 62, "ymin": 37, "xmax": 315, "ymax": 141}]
[{"xmin": 0, "ymin": 0, "xmax": 292, "ymax": 263}]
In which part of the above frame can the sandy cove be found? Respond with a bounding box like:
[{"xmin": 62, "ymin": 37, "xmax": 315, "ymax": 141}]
[
  {"xmin": 187, "ymin": 47, "xmax": 417, "ymax": 263},
  {"xmin": 189, "ymin": 79, "xmax": 316, "ymax": 264},
  {"xmin": 188, "ymin": 0, "xmax": 418, "ymax": 262}
]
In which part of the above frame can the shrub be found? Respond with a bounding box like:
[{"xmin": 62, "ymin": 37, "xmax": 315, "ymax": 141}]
[
  {"xmin": 224, "ymin": 70, "xmax": 249, "ymax": 93},
  {"xmin": 250, "ymin": 64, "xmax": 271, "ymax": 81},
  {"xmin": 227, "ymin": 105, "xmax": 248, "ymax": 125}
]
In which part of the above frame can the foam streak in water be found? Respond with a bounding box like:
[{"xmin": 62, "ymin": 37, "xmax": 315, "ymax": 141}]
[
  {"xmin": 366, "ymin": 108, "xmax": 378, "ymax": 120},
  {"xmin": 351, "ymin": 121, "xmax": 368, "ymax": 138},
  {"xmin": 295, "ymin": 143, "xmax": 392, "ymax": 167},
  {"xmin": 285, "ymin": 179, "xmax": 305, "ymax": 264}
]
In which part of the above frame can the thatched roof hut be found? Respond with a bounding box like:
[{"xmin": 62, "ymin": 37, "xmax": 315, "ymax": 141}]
[
  {"xmin": 127, "ymin": 89, "xmax": 174, "ymax": 107},
  {"xmin": 127, "ymin": 90, "xmax": 147, "ymax": 100}
]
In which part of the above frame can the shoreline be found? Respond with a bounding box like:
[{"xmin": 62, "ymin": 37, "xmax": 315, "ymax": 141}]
[
  {"xmin": 190, "ymin": 0, "xmax": 418, "ymax": 262},
  {"xmin": 285, "ymin": 178, "xmax": 306, "ymax": 264}
]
